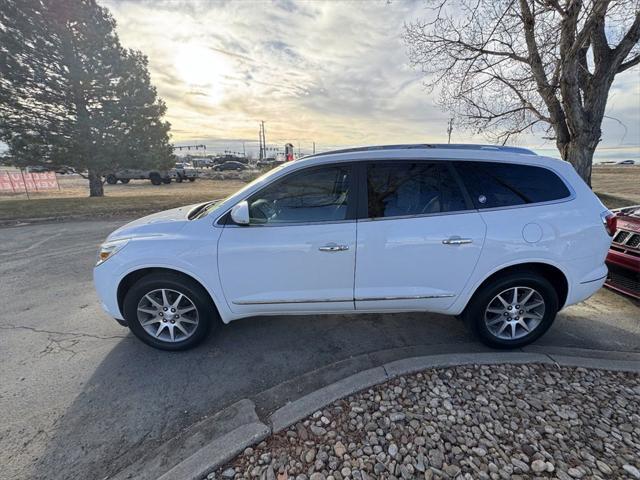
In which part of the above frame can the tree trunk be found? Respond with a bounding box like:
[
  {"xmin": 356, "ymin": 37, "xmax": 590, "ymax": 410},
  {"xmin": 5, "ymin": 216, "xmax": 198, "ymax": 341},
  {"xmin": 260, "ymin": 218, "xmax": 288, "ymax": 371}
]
[
  {"xmin": 559, "ymin": 139, "xmax": 597, "ymax": 187},
  {"xmin": 88, "ymin": 169, "xmax": 104, "ymax": 197}
]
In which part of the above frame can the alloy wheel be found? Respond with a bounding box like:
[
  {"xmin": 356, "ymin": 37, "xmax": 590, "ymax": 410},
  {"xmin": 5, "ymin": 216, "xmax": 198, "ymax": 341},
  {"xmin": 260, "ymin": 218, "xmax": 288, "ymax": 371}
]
[
  {"xmin": 136, "ymin": 288, "xmax": 199, "ymax": 342},
  {"xmin": 484, "ymin": 286, "xmax": 545, "ymax": 340}
]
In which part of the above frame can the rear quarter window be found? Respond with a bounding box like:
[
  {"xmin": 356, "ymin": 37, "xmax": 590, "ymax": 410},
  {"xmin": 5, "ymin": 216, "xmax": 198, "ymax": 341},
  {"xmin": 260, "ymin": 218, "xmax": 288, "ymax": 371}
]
[{"xmin": 454, "ymin": 161, "xmax": 571, "ymax": 209}]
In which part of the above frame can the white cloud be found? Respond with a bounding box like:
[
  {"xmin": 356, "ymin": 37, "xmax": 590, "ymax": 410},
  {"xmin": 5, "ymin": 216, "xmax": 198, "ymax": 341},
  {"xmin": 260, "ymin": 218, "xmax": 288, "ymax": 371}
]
[{"xmin": 102, "ymin": 0, "xmax": 639, "ymax": 160}]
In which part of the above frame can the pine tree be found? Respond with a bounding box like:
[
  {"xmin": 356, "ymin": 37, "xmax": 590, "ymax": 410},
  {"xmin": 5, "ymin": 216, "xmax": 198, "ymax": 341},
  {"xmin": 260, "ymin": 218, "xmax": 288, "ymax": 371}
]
[{"xmin": 0, "ymin": 0, "xmax": 173, "ymax": 197}]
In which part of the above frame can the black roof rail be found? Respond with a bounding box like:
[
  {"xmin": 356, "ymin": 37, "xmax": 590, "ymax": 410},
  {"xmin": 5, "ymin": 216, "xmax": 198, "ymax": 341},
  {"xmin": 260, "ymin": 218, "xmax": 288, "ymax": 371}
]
[{"xmin": 304, "ymin": 143, "xmax": 537, "ymax": 159}]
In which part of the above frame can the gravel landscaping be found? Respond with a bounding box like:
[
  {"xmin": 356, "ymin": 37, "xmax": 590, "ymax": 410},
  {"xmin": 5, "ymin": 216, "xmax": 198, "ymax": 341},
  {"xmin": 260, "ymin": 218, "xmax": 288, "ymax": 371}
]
[{"xmin": 211, "ymin": 364, "xmax": 640, "ymax": 480}]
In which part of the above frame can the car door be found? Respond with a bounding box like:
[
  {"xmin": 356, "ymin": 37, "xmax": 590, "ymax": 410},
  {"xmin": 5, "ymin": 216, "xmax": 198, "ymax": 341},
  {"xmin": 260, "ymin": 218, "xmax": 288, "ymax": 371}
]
[
  {"xmin": 218, "ymin": 163, "xmax": 357, "ymax": 315},
  {"xmin": 354, "ymin": 160, "xmax": 486, "ymax": 313}
]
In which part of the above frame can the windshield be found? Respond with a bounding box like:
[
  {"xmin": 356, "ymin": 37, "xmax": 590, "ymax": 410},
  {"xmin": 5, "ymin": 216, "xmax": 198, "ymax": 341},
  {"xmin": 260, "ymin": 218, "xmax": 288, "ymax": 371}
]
[{"xmin": 192, "ymin": 164, "xmax": 288, "ymax": 219}]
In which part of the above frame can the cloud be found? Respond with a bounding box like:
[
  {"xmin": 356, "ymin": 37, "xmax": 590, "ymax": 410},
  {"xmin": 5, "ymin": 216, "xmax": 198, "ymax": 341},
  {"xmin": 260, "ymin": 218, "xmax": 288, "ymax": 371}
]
[{"xmin": 101, "ymin": 0, "xmax": 639, "ymax": 158}]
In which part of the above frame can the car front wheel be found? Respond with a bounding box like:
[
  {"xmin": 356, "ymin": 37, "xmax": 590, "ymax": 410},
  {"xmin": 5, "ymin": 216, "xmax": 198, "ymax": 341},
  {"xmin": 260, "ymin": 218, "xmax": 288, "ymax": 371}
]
[
  {"xmin": 122, "ymin": 273, "xmax": 218, "ymax": 350},
  {"xmin": 462, "ymin": 272, "xmax": 558, "ymax": 349}
]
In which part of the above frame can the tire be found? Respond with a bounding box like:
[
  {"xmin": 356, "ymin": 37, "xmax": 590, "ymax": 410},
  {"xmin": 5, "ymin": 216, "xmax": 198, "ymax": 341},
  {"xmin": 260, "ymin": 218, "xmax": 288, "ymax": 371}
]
[
  {"xmin": 175, "ymin": 175, "xmax": 183, "ymax": 183},
  {"xmin": 122, "ymin": 272, "xmax": 219, "ymax": 351},
  {"xmin": 462, "ymin": 271, "xmax": 558, "ymax": 349},
  {"xmin": 188, "ymin": 177, "xmax": 196, "ymax": 182},
  {"xmin": 120, "ymin": 178, "xmax": 130, "ymax": 184},
  {"xmin": 106, "ymin": 174, "xmax": 118, "ymax": 185},
  {"xmin": 162, "ymin": 177, "xmax": 171, "ymax": 184},
  {"xmin": 150, "ymin": 173, "xmax": 162, "ymax": 185}
]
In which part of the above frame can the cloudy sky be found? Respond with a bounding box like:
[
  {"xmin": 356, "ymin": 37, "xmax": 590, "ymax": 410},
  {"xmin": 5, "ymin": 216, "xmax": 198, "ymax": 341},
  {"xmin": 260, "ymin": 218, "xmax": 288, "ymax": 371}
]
[{"xmin": 103, "ymin": 0, "xmax": 640, "ymax": 160}]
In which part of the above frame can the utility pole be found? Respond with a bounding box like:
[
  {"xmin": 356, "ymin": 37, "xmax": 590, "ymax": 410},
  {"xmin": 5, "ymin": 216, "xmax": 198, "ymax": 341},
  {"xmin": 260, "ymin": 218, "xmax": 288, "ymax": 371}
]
[
  {"xmin": 261, "ymin": 121, "xmax": 267, "ymax": 159},
  {"xmin": 447, "ymin": 118, "xmax": 454, "ymax": 144}
]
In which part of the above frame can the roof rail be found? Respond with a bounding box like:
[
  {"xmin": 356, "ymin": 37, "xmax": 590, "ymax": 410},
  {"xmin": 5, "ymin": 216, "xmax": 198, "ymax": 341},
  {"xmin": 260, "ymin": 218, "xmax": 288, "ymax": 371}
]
[{"xmin": 305, "ymin": 143, "xmax": 537, "ymax": 158}]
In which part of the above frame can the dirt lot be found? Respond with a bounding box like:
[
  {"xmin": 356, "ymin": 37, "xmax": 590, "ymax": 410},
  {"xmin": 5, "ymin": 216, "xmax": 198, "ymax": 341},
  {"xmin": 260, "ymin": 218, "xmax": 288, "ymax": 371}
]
[
  {"xmin": 0, "ymin": 164, "xmax": 638, "ymax": 222},
  {"xmin": 591, "ymin": 164, "xmax": 640, "ymax": 208}
]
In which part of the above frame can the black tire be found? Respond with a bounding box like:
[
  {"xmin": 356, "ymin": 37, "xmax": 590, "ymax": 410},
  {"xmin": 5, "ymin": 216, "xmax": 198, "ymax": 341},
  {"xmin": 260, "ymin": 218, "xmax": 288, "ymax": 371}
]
[
  {"xmin": 120, "ymin": 178, "xmax": 130, "ymax": 184},
  {"xmin": 123, "ymin": 272, "xmax": 219, "ymax": 351},
  {"xmin": 150, "ymin": 173, "xmax": 162, "ymax": 185},
  {"xmin": 188, "ymin": 177, "xmax": 196, "ymax": 182},
  {"xmin": 175, "ymin": 175, "xmax": 183, "ymax": 183},
  {"xmin": 462, "ymin": 271, "xmax": 558, "ymax": 349},
  {"xmin": 106, "ymin": 174, "xmax": 118, "ymax": 185}
]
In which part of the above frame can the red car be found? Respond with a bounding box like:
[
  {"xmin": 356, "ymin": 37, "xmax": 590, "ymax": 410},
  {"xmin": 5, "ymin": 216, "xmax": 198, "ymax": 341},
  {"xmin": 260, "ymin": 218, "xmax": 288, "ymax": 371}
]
[{"xmin": 605, "ymin": 205, "xmax": 640, "ymax": 299}]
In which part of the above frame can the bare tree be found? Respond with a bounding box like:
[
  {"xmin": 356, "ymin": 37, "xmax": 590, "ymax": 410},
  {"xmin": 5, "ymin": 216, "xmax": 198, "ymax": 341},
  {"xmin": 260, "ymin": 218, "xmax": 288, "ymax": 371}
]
[{"xmin": 404, "ymin": 0, "xmax": 640, "ymax": 185}]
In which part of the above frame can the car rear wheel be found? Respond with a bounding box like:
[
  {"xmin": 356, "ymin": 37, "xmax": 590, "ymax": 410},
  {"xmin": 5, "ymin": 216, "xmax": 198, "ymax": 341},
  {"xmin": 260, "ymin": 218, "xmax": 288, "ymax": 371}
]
[
  {"xmin": 462, "ymin": 272, "xmax": 558, "ymax": 349},
  {"xmin": 105, "ymin": 174, "xmax": 118, "ymax": 185},
  {"xmin": 123, "ymin": 273, "xmax": 219, "ymax": 350}
]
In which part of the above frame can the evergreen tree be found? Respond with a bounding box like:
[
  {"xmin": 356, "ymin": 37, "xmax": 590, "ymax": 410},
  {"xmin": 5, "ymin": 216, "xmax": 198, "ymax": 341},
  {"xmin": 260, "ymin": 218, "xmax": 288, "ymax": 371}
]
[{"xmin": 0, "ymin": 0, "xmax": 173, "ymax": 196}]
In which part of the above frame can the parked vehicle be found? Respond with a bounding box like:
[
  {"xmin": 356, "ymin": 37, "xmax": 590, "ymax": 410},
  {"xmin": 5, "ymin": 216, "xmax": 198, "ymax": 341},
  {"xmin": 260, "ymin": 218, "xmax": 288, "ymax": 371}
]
[
  {"xmin": 616, "ymin": 159, "xmax": 637, "ymax": 165},
  {"xmin": 94, "ymin": 144, "xmax": 613, "ymax": 351},
  {"xmin": 605, "ymin": 205, "xmax": 640, "ymax": 299},
  {"xmin": 213, "ymin": 161, "xmax": 247, "ymax": 171},
  {"xmin": 105, "ymin": 165, "xmax": 195, "ymax": 185},
  {"xmin": 172, "ymin": 162, "xmax": 197, "ymax": 182}
]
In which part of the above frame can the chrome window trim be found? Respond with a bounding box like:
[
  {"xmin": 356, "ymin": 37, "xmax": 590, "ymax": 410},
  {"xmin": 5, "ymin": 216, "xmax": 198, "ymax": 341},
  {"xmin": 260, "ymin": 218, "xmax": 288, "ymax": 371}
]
[
  {"xmin": 358, "ymin": 208, "xmax": 478, "ymax": 223},
  {"xmin": 223, "ymin": 219, "xmax": 357, "ymax": 228}
]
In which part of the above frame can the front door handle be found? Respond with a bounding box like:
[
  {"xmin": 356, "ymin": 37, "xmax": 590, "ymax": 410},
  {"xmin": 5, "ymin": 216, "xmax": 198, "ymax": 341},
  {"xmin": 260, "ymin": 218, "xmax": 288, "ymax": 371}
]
[
  {"xmin": 442, "ymin": 237, "xmax": 473, "ymax": 245},
  {"xmin": 319, "ymin": 243, "xmax": 349, "ymax": 252}
]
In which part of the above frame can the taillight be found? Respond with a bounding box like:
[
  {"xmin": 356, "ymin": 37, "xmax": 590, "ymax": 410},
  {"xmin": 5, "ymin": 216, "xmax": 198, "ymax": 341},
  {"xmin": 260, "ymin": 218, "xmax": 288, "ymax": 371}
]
[{"xmin": 600, "ymin": 210, "xmax": 616, "ymax": 237}]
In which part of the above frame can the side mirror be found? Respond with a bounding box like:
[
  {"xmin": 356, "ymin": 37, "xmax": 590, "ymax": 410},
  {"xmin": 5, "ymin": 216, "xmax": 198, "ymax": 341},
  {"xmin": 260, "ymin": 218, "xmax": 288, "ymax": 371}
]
[{"xmin": 230, "ymin": 200, "xmax": 250, "ymax": 225}]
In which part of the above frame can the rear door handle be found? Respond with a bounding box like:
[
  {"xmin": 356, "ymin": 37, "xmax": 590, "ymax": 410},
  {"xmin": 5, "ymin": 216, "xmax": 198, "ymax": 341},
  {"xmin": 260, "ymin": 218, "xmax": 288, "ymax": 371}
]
[
  {"xmin": 319, "ymin": 243, "xmax": 349, "ymax": 252},
  {"xmin": 442, "ymin": 237, "xmax": 473, "ymax": 245}
]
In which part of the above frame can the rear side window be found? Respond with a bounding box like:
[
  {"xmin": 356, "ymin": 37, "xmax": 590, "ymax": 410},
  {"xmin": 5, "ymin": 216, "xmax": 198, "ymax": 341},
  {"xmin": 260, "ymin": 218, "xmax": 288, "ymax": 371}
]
[
  {"xmin": 454, "ymin": 161, "xmax": 570, "ymax": 209},
  {"xmin": 367, "ymin": 162, "xmax": 467, "ymax": 218}
]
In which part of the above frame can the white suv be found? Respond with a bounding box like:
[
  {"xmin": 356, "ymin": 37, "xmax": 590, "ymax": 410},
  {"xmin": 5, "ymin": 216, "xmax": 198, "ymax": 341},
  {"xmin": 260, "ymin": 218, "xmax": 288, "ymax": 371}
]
[{"xmin": 94, "ymin": 144, "xmax": 614, "ymax": 350}]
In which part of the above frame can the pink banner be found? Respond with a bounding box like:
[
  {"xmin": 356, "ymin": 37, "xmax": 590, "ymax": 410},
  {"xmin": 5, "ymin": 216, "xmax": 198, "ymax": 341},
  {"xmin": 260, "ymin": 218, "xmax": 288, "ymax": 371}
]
[{"xmin": 0, "ymin": 171, "xmax": 59, "ymax": 192}]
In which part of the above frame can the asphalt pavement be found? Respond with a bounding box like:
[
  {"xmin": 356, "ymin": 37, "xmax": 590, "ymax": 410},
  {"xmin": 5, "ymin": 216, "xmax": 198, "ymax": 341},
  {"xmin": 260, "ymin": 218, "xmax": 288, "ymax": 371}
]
[{"xmin": 0, "ymin": 219, "xmax": 638, "ymax": 480}]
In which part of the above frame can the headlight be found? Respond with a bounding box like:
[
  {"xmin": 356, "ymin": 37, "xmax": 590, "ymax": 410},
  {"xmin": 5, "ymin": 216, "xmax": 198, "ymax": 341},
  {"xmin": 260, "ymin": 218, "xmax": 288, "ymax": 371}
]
[{"xmin": 96, "ymin": 239, "xmax": 129, "ymax": 266}]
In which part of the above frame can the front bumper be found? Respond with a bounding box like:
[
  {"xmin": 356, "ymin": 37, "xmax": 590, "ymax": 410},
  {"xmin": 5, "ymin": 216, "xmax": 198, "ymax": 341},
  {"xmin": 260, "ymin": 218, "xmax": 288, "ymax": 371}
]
[
  {"xmin": 605, "ymin": 250, "xmax": 640, "ymax": 299},
  {"xmin": 94, "ymin": 263, "xmax": 125, "ymax": 320}
]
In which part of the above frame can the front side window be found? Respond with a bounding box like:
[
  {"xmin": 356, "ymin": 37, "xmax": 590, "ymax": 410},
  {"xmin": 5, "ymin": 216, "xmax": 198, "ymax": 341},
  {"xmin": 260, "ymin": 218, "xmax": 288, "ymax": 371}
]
[
  {"xmin": 454, "ymin": 161, "xmax": 571, "ymax": 209},
  {"xmin": 248, "ymin": 165, "xmax": 350, "ymax": 224},
  {"xmin": 367, "ymin": 162, "xmax": 467, "ymax": 218}
]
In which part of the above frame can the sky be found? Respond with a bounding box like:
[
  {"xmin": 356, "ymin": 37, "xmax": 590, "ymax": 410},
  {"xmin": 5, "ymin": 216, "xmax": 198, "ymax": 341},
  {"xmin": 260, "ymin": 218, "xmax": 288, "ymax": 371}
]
[{"xmin": 102, "ymin": 0, "xmax": 640, "ymax": 161}]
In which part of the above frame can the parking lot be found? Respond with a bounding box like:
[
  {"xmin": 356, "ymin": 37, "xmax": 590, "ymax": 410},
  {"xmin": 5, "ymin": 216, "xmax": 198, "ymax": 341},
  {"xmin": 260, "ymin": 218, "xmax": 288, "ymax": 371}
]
[{"xmin": 0, "ymin": 219, "xmax": 638, "ymax": 480}]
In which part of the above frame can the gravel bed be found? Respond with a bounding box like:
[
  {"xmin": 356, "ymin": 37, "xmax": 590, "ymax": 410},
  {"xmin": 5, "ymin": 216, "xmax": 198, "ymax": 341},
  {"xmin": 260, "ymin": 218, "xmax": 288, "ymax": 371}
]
[{"xmin": 211, "ymin": 364, "xmax": 640, "ymax": 480}]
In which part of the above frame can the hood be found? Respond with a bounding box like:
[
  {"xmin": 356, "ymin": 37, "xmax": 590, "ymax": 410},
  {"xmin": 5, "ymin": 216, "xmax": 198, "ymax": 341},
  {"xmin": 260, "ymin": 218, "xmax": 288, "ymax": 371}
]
[{"xmin": 106, "ymin": 203, "xmax": 204, "ymax": 241}]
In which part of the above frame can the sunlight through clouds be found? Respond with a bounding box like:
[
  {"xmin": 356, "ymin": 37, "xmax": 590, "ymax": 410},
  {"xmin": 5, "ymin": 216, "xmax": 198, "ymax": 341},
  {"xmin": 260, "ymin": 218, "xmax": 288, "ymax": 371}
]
[{"xmin": 102, "ymin": 0, "xmax": 639, "ymax": 159}]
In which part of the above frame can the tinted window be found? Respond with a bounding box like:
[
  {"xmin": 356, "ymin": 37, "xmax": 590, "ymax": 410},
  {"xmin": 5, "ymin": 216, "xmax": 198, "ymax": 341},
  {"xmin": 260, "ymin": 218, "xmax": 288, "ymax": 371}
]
[
  {"xmin": 248, "ymin": 165, "xmax": 350, "ymax": 224},
  {"xmin": 455, "ymin": 162, "xmax": 570, "ymax": 209},
  {"xmin": 367, "ymin": 162, "xmax": 467, "ymax": 218}
]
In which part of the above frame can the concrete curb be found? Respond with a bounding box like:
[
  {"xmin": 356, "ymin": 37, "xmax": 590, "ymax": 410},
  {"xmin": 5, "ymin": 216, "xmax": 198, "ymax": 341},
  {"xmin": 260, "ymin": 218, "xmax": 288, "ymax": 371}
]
[
  {"xmin": 157, "ymin": 422, "xmax": 270, "ymax": 480},
  {"xmin": 270, "ymin": 366, "xmax": 388, "ymax": 433},
  {"xmin": 125, "ymin": 348, "xmax": 640, "ymax": 480},
  {"xmin": 266, "ymin": 349, "xmax": 640, "ymax": 435}
]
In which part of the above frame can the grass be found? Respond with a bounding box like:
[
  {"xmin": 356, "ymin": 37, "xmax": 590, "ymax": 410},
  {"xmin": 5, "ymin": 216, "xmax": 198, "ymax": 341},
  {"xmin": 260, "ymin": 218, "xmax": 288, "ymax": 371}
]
[{"xmin": 0, "ymin": 178, "xmax": 245, "ymax": 222}]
